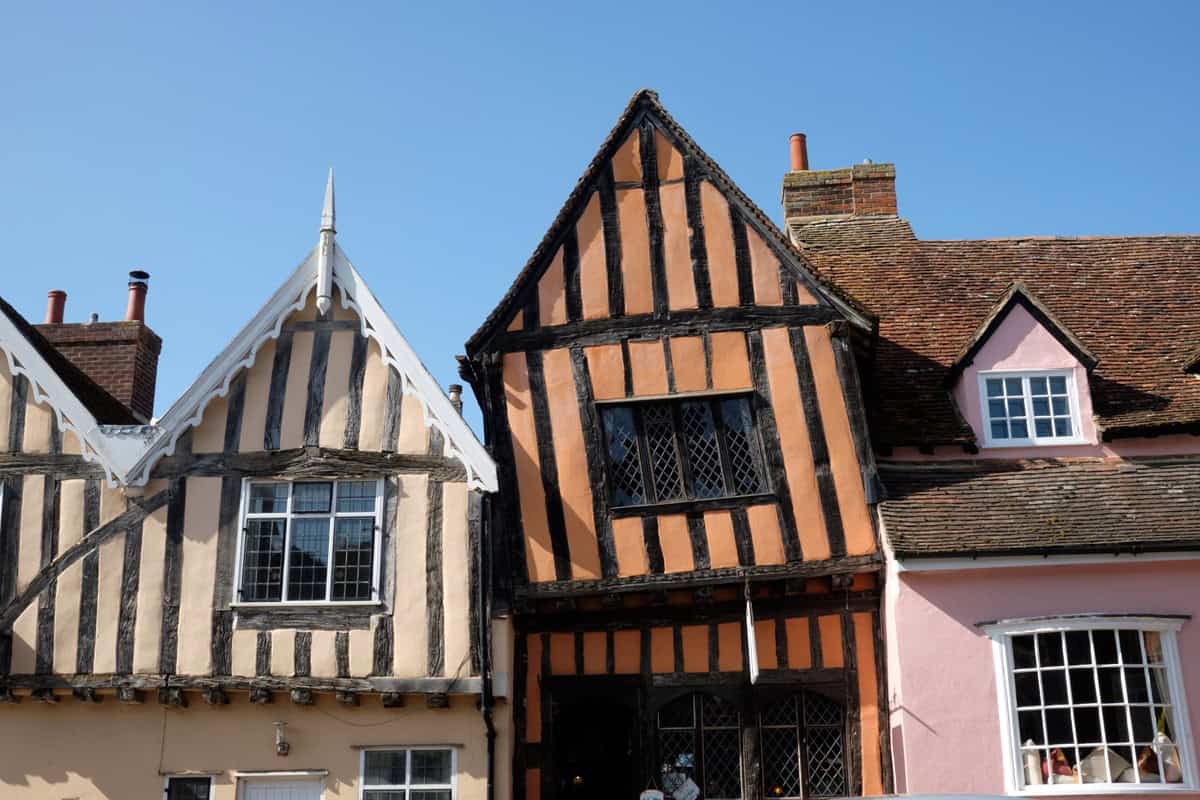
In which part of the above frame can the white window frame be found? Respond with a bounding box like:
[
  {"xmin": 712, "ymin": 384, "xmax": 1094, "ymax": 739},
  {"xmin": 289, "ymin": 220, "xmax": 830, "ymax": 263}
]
[
  {"xmin": 164, "ymin": 774, "xmax": 215, "ymax": 800},
  {"xmin": 359, "ymin": 745, "xmax": 458, "ymax": 800},
  {"xmin": 983, "ymin": 615, "xmax": 1198, "ymax": 795},
  {"xmin": 979, "ymin": 369, "xmax": 1087, "ymax": 447},
  {"xmin": 232, "ymin": 477, "xmax": 385, "ymax": 607}
]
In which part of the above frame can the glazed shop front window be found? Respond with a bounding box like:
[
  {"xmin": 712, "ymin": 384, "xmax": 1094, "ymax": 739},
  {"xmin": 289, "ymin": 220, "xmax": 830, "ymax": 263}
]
[{"xmin": 654, "ymin": 691, "xmax": 848, "ymax": 800}]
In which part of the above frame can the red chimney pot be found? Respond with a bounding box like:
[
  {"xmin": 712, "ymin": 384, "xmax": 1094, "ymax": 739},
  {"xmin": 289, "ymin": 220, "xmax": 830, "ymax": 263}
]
[
  {"xmin": 125, "ymin": 272, "xmax": 148, "ymax": 322},
  {"xmin": 789, "ymin": 133, "xmax": 809, "ymax": 171},
  {"xmin": 45, "ymin": 290, "xmax": 66, "ymax": 325}
]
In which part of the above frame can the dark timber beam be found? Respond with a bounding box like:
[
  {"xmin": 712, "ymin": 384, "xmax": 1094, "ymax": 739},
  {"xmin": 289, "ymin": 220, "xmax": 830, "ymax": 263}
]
[
  {"xmin": 518, "ymin": 554, "xmax": 880, "ymax": 600},
  {"xmin": 152, "ymin": 448, "xmax": 467, "ymax": 482},
  {"xmin": 0, "ymin": 489, "xmax": 170, "ymax": 629},
  {"xmin": 482, "ymin": 306, "xmax": 841, "ymax": 354}
]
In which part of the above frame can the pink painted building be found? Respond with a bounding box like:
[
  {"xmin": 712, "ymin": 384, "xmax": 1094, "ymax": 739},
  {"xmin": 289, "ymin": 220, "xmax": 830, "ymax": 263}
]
[{"xmin": 781, "ymin": 139, "xmax": 1200, "ymax": 797}]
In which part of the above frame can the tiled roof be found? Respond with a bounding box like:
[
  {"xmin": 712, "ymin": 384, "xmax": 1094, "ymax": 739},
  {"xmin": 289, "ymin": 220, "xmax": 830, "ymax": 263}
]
[
  {"xmin": 790, "ymin": 217, "xmax": 1200, "ymax": 447},
  {"xmin": 0, "ymin": 296, "xmax": 139, "ymax": 425},
  {"xmin": 879, "ymin": 458, "xmax": 1200, "ymax": 558}
]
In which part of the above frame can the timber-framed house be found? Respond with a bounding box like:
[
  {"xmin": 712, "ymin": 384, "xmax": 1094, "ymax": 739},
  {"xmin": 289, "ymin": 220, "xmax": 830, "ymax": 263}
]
[
  {"xmin": 0, "ymin": 177, "xmax": 502, "ymax": 800},
  {"xmin": 461, "ymin": 91, "xmax": 891, "ymax": 800}
]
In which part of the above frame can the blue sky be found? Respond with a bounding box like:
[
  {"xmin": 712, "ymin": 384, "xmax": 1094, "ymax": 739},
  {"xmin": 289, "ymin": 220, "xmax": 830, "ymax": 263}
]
[{"xmin": 3, "ymin": 1, "xmax": 1198, "ymax": 431}]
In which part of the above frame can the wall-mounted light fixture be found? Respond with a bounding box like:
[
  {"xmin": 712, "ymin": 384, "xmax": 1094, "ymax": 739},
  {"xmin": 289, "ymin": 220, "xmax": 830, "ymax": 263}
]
[{"xmin": 274, "ymin": 721, "xmax": 290, "ymax": 756}]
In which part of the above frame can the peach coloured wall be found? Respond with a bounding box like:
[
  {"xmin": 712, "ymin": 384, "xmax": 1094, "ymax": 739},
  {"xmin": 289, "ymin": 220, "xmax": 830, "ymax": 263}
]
[
  {"xmin": 885, "ymin": 557, "xmax": 1200, "ymax": 797},
  {"xmin": 940, "ymin": 303, "xmax": 1200, "ymax": 459},
  {"xmin": 0, "ymin": 693, "xmax": 509, "ymax": 800}
]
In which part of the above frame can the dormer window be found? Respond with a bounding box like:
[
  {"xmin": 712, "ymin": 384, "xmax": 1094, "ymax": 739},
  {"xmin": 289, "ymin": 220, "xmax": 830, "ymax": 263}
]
[{"xmin": 980, "ymin": 371, "xmax": 1083, "ymax": 446}]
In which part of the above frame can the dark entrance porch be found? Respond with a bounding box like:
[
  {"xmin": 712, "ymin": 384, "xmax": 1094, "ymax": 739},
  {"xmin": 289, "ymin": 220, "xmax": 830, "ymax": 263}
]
[{"xmin": 542, "ymin": 677, "xmax": 849, "ymax": 800}]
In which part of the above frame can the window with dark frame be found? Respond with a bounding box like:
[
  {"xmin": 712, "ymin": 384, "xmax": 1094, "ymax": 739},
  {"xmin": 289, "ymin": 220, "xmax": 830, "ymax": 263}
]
[
  {"xmin": 166, "ymin": 776, "xmax": 212, "ymax": 800},
  {"xmin": 237, "ymin": 478, "xmax": 382, "ymax": 605},
  {"xmin": 600, "ymin": 395, "xmax": 767, "ymax": 508}
]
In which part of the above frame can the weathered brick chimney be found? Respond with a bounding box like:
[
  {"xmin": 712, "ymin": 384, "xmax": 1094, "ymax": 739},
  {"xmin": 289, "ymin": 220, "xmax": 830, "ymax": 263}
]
[
  {"xmin": 781, "ymin": 132, "xmax": 897, "ymax": 225},
  {"xmin": 34, "ymin": 272, "xmax": 162, "ymax": 423}
]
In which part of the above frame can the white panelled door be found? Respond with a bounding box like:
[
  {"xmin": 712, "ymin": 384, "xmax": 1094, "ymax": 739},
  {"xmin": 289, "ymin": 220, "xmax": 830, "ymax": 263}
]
[{"xmin": 238, "ymin": 779, "xmax": 323, "ymax": 800}]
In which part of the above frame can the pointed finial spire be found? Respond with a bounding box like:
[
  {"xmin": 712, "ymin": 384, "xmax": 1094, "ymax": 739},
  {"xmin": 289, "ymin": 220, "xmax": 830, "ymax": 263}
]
[
  {"xmin": 316, "ymin": 168, "xmax": 336, "ymax": 316},
  {"xmin": 321, "ymin": 168, "xmax": 336, "ymax": 234}
]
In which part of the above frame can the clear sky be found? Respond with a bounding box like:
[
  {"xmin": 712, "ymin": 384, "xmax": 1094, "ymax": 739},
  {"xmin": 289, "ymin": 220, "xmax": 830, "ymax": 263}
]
[{"xmin": 3, "ymin": 1, "xmax": 1198, "ymax": 432}]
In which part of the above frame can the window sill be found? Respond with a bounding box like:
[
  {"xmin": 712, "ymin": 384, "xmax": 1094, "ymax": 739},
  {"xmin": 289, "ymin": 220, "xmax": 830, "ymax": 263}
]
[
  {"xmin": 231, "ymin": 601, "xmax": 383, "ymax": 609},
  {"xmin": 610, "ymin": 492, "xmax": 777, "ymax": 518},
  {"xmin": 232, "ymin": 602, "xmax": 382, "ymax": 631},
  {"xmin": 1009, "ymin": 784, "xmax": 1195, "ymax": 796},
  {"xmin": 982, "ymin": 437, "xmax": 1091, "ymax": 449}
]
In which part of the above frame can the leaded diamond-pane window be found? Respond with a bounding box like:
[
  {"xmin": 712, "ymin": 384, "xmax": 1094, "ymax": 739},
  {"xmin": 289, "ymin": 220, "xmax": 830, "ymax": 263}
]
[
  {"xmin": 760, "ymin": 692, "xmax": 846, "ymax": 800},
  {"xmin": 238, "ymin": 479, "xmax": 382, "ymax": 604},
  {"xmin": 658, "ymin": 693, "xmax": 743, "ymax": 800},
  {"xmin": 599, "ymin": 396, "xmax": 766, "ymax": 508}
]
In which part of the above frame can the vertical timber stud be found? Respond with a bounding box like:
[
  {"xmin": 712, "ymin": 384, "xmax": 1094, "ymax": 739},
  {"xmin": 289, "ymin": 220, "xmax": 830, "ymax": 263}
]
[
  {"xmin": 779, "ymin": 263, "xmax": 800, "ymax": 306},
  {"xmin": 336, "ymin": 631, "xmax": 350, "ymax": 678},
  {"xmin": 159, "ymin": 471, "xmax": 188, "ymax": 676},
  {"xmin": 683, "ymin": 156, "xmax": 713, "ymax": 309},
  {"xmin": 467, "ymin": 490, "xmax": 483, "ymax": 674},
  {"xmin": 426, "ymin": 477, "xmax": 445, "ymax": 677},
  {"xmin": 640, "ymin": 120, "xmax": 670, "ymax": 318},
  {"xmin": 512, "ymin": 633, "xmax": 527, "ymax": 800},
  {"xmin": 787, "ymin": 328, "xmax": 847, "ymax": 558},
  {"xmin": 255, "ymin": 631, "xmax": 271, "ymax": 676},
  {"xmin": 540, "ymin": 634, "xmax": 553, "ymax": 800},
  {"xmin": 212, "ymin": 389, "xmax": 243, "ymax": 676},
  {"xmin": 685, "ymin": 513, "xmax": 710, "ymax": 570},
  {"xmin": 34, "ymin": 475, "xmax": 60, "ymax": 675},
  {"xmin": 731, "ymin": 508, "xmax": 755, "ymax": 567},
  {"xmin": 641, "ymin": 517, "xmax": 665, "ymax": 574},
  {"xmin": 482, "ymin": 353, "xmax": 527, "ymax": 600},
  {"xmin": 116, "ymin": 514, "xmax": 143, "ymax": 675},
  {"xmin": 874, "ymin": 608, "xmax": 895, "ymax": 793},
  {"xmin": 344, "ymin": 332, "xmax": 369, "ymax": 449},
  {"xmin": 730, "ymin": 211, "xmax": 755, "ymax": 306},
  {"xmin": 0, "ymin": 475, "xmax": 21, "ymax": 676},
  {"xmin": 294, "ymin": 631, "xmax": 312, "ymax": 677},
  {"xmin": 597, "ymin": 162, "xmax": 625, "ymax": 317},
  {"xmin": 563, "ymin": 227, "xmax": 583, "ymax": 323},
  {"xmin": 843, "ymin": 611, "xmax": 863, "ymax": 796},
  {"xmin": 525, "ymin": 350, "xmax": 572, "ymax": 581},
  {"xmin": 373, "ymin": 477, "xmax": 398, "ymax": 676},
  {"xmin": 211, "ymin": 475, "xmax": 240, "ymax": 675},
  {"xmin": 380, "ymin": 368, "xmax": 404, "ymax": 453},
  {"xmin": 303, "ymin": 328, "xmax": 332, "ymax": 446},
  {"xmin": 264, "ymin": 330, "xmax": 294, "ymax": 450},
  {"xmin": 662, "ymin": 336, "xmax": 676, "ymax": 394},
  {"xmin": 75, "ymin": 478, "xmax": 102, "ymax": 673},
  {"xmin": 0, "ymin": 376, "xmax": 26, "ymax": 675},
  {"xmin": 746, "ymin": 331, "xmax": 802, "ymax": 562},
  {"xmin": 569, "ymin": 347, "xmax": 618, "ymax": 579}
]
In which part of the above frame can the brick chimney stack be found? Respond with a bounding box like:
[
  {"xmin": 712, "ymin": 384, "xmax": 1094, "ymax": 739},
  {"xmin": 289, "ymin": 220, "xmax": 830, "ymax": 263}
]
[
  {"xmin": 781, "ymin": 133, "xmax": 897, "ymax": 226},
  {"xmin": 35, "ymin": 271, "xmax": 162, "ymax": 423}
]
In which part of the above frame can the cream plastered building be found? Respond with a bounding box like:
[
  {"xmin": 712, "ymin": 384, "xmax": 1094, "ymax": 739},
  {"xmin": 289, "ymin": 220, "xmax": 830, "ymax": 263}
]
[{"xmin": 0, "ymin": 174, "xmax": 511, "ymax": 800}]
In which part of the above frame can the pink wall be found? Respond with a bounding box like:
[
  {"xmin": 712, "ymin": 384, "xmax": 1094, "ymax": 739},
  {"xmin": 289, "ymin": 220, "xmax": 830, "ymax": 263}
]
[
  {"xmin": 886, "ymin": 559, "xmax": 1200, "ymax": 798},
  {"xmin": 952, "ymin": 303, "xmax": 1100, "ymax": 452},
  {"xmin": 934, "ymin": 303, "xmax": 1200, "ymax": 459}
]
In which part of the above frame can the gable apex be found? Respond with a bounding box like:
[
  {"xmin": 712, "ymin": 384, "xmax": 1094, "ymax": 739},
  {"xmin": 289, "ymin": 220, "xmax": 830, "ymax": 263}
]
[
  {"xmin": 945, "ymin": 281, "xmax": 1098, "ymax": 387},
  {"xmin": 129, "ymin": 243, "xmax": 496, "ymax": 491},
  {"xmin": 465, "ymin": 89, "xmax": 873, "ymax": 353}
]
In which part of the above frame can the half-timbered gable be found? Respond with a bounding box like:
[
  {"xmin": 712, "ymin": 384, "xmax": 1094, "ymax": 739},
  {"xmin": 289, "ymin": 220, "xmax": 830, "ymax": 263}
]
[
  {"xmin": 463, "ymin": 91, "xmax": 889, "ymax": 800},
  {"xmin": 0, "ymin": 176, "xmax": 502, "ymax": 800}
]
